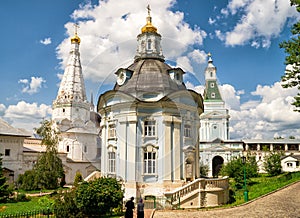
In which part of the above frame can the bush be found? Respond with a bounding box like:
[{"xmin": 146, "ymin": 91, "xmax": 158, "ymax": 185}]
[
  {"xmin": 54, "ymin": 191, "xmax": 82, "ymax": 218},
  {"xmin": 15, "ymin": 192, "xmax": 30, "ymax": 202},
  {"xmin": 17, "ymin": 170, "xmax": 38, "ymax": 191},
  {"xmin": 263, "ymin": 152, "xmax": 282, "ymax": 176},
  {"xmin": 220, "ymin": 156, "xmax": 258, "ymax": 189},
  {"xmin": 75, "ymin": 177, "xmax": 124, "ymax": 216},
  {"xmin": 74, "ymin": 172, "xmax": 83, "ymax": 187}
]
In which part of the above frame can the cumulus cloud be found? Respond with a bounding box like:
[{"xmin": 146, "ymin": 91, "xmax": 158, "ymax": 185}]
[
  {"xmin": 18, "ymin": 76, "xmax": 46, "ymax": 94},
  {"xmin": 2, "ymin": 101, "xmax": 52, "ymax": 132},
  {"xmin": 40, "ymin": 37, "xmax": 52, "ymax": 45},
  {"xmin": 56, "ymin": 0, "xmax": 207, "ymax": 83},
  {"xmin": 215, "ymin": 0, "xmax": 299, "ymax": 48},
  {"xmin": 229, "ymin": 82, "xmax": 300, "ymax": 139},
  {"xmin": 186, "ymin": 79, "xmax": 300, "ymax": 139}
]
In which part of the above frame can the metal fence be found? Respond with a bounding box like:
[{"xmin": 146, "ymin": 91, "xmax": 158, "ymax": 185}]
[{"xmin": 0, "ymin": 209, "xmax": 53, "ymax": 218}]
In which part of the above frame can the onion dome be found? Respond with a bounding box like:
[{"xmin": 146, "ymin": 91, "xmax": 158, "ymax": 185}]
[{"xmin": 141, "ymin": 5, "xmax": 158, "ymax": 33}]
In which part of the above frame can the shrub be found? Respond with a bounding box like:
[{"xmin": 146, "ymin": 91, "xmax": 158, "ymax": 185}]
[{"xmin": 263, "ymin": 152, "xmax": 282, "ymax": 176}]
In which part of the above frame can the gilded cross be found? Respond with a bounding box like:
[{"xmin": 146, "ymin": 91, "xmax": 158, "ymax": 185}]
[
  {"xmin": 147, "ymin": 4, "xmax": 151, "ymax": 16},
  {"xmin": 74, "ymin": 23, "xmax": 80, "ymax": 35}
]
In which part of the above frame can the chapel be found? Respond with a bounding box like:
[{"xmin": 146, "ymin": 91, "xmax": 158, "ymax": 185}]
[{"xmin": 97, "ymin": 6, "xmax": 204, "ymax": 199}]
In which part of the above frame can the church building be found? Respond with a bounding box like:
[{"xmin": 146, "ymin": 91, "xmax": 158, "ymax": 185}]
[
  {"xmin": 51, "ymin": 28, "xmax": 101, "ymax": 184},
  {"xmin": 97, "ymin": 7, "xmax": 204, "ymax": 199},
  {"xmin": 199, "ymin": 54, "xmax": 243, "ymax": 177}
]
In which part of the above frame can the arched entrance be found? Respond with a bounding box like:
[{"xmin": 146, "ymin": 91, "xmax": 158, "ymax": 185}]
[{"xmin": 212, "ymin": 156, "xmax": 224, "ymax": 178}]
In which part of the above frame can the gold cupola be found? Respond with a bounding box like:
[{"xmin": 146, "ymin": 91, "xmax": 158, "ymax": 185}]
[
  {"xmin": 141, "ymin": 5, "xmax": 158, "ymax": 34},
  {"xmin": 71, "ymin": 24, "xmax": 81, "ymax": 44}
]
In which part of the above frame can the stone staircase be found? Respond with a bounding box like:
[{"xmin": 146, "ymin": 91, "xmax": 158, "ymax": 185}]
[{"xmin": 164, "ymin": 177, "xmax": 229, "ymax": 208}]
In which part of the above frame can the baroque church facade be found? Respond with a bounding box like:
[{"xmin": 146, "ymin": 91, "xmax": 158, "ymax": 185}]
[
  {"xmin": 2, "ymin": 6, "xmax": 300, "ymax": 208},
  {"xmin": 97, "ymin": 9, "xmax": 204, "ymax": 198}
]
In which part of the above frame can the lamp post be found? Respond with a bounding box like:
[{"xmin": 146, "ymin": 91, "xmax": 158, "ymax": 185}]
[{"xmin": 242, "ymin": 156, "xmax": 248, "ymax": 202}]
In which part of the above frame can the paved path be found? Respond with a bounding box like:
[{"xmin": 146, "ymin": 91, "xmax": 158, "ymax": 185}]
[{"xmin": 153, "ymin": 181, "xmax": 300, "ymax": 218}]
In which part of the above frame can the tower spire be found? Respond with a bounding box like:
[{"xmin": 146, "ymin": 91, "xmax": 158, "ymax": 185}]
[{"xmin": 52, "ymin": 23, "xmax": 90, "ymax": 123}]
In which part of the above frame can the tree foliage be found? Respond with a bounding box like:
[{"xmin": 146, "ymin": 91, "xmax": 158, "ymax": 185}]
[
  {"xmin": 0, "ymin": 154, "xmax": 11, "ymax": 202},
  {"xmin": 280, "ymin": 1, "xmax": 300, "ymax": 111},
  {"xmin": 75, "ymin": 177, "xmax": 124, "ymax": 216},
  {"xmin": 17, "ymin": 170, "xmax": 37, "ymax": 191},
  {"xmin": 18, "ymin": 120, "xmax": 64, "ymax": 190},
  {"xmin": 54, "ymin": 191, "xmax": 82, "ymax": 218},
  {"xmin": 74, "ymin": 172, "xmax": 83, "ymax": 187},
  {"xmin": 54, "ymin": 177, "xmax": 124, "ymax": 217},
  {"xmin": 220, "ymin": 156, "xmax": 258, "ymax": 188},
  {"xmin": 263, "ymin": 152, "xmax": 282, "ymax": 176}
]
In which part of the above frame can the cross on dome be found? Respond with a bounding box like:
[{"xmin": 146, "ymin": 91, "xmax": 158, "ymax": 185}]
[
  {"xmin": 141, "ymin": 5, "xmax": 158, "ymax": 34},
  {"xmin": 71, "ymin": 23, "xmax": 81, "ymax": 44}
]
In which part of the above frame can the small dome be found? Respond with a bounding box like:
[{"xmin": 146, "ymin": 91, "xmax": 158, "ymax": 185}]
[{"xmin": 71, "ymin": 34, "xmax": 81, "ymax": 44}]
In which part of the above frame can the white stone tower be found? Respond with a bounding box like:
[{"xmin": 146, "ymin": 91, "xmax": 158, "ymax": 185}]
[
  {"xmin": 52, "ymin": 26, "xmax": 101, "ymax": 184},
  {"xmin": 200, "ymin": 54, "xmax": 230, "ymax": 141}
]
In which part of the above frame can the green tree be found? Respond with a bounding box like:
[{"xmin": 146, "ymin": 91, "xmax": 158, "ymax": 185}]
[
  {"xmin": 74, "ymin": 172, "xmax": 83, "ymax": 187},
  {"xmin": 34, "ymin": 120, "xmax": 64, "ymax": 189},
  {"xmin": 0, "ymin": 154, "xmax": 11, "ymax": 202},
  {"xmin": 54, "ymin": 191, "xmax": 82, "ymax": 218},
  {"xmin": 263, "ymin": 152, "xmax": 282, "ymax": 176},
  {"xmin": 17, "ymin": 170, "xmax": 37, "ymax": 191},
  {"xmin": 220, "ymin": 156, "xmax": 258, "ymax": 188},
  {"xmin": 280, "ymin": 1, "xmax": 300, "ymax": 111},
  {"xmin": 75, "ymin": 177, "xmax": 124, "ymax": 216}
]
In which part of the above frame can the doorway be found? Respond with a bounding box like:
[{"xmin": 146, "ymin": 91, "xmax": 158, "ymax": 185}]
[{"xmin": 212, "ymin": 156, "xmax": 224, "ymax": 177}]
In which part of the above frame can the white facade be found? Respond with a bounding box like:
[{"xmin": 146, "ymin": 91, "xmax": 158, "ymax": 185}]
[
  {"xmin": 97, "ymin": 10, "xmax": 203, "ymax": 199},
  {"xmin": 199, "ymin": 55, "xmax": 243, "ymax": 177},
  {"xmin": 52, "ymin": 32, "xmax": 101, "ymax": 184}
]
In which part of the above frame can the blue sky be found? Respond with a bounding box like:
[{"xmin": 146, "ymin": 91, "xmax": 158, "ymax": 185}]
[{"xmin": 0, "ymin": 0, "xmax": 300, "ymax": 139}]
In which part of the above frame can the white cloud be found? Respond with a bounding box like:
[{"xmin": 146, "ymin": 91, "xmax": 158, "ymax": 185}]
[
  {"xmin": 188, "ymin": 49, "xmax": 207, "ymax": 64},
  {"xmin": 217, "ymin": 0, "xmax": 299, "ymax": 47},
  {"xmin": 2, "ymin": 101, "xmax": 52, "ymax": 132},
  {"xmin": 40, "ymin": 37, "xmax": 52, "ymax": 45},
  {"xmin": 229, "ymin": 82, "xmax": 300, "ymax": 139},
  {"xmin": 208, "ymin": 17, "xmax": 216, "ymax": 25},
  {"xmin": 0, "ymin": 104, "xmax": 6, "ymax": 116},
  {"xmin": 19, "ymin": 76, "xmax": 46, "ymax": 94},
  {"xmin": 56, "ymin": 0, "xmax": 207, "ymax": 83}
]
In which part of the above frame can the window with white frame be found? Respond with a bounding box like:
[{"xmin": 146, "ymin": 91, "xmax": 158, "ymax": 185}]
[
  {"xmin": 184, "ymin": 124, "xmax": 191, "ymax": 137},
  {"xmin": 287, "ymin": 162, "xmax": 293, "ymax": 167},
  {"xmin": 210, "ymin": 82, "xmax": 215, "ymax": 88},
  {"xmin": 108, "ymin": 151, "xmax": 116, "ymax": 173},
  {"xmin": 144, "ymin": 151, "xmax": 156, "ymax": 174},
  {"xmin": 108, "ymin": 125, "xmax": 116, "ymax": 138},
  {"xmin": 211, "ymin": 92, "xmax": 215, "ymax": 98},
  {"xmin": 144, "ymin": 120, "xmax": 156, "ymax": 137}
]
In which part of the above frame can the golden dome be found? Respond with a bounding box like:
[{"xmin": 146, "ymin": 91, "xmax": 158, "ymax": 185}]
[
  {"xmin": 71, "ymin": 33, "xmax": 81, "ymax": 44},
  {"xmin": 71, "ymin": 23, "xmax": 81, "ymax": 44},
  {"xmin": 141, "ymin": 5, "xmax": 157, "ymax": 34}
]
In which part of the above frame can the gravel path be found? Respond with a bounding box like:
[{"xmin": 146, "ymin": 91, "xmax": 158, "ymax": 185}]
[{"xmin": 153, "ymin": 181, "xmax": 300, "ymax": 218}]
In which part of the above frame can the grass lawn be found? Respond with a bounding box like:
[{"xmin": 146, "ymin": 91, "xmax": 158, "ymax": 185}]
[
  {"xmin": 0, "ymin": 197, "xmax": 46, "ymax": 215},
  {"xmin": 226, "ymin": 171, "xmax": 300, "ymax": 207}
]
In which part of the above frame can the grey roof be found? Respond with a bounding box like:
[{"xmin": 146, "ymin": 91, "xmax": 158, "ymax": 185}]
[
  {"xmin": 114, "ymin": 59, "xmax": 186, "ymax": 96},
  {"xmin": 0, "ymin": 118, "xmax": 31, "ymax": 137}
]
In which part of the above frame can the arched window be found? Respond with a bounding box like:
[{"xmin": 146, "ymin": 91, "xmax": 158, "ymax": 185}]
[{"xmin": 211, "ymin": 92, "xmax": 215, "ymax": 98}]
